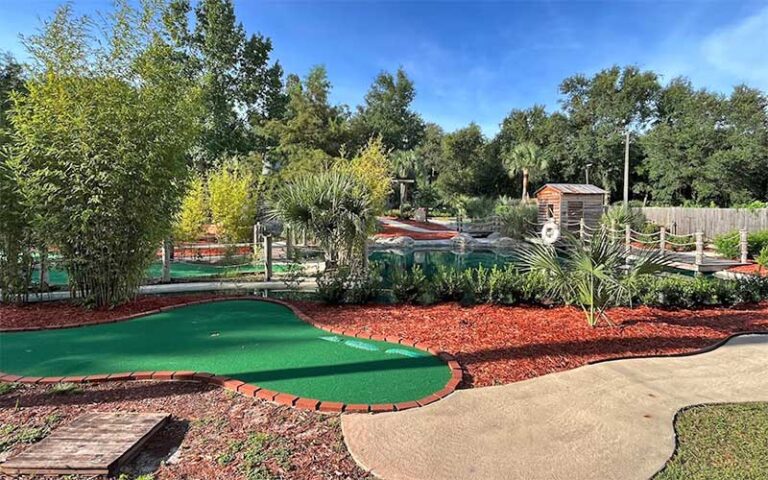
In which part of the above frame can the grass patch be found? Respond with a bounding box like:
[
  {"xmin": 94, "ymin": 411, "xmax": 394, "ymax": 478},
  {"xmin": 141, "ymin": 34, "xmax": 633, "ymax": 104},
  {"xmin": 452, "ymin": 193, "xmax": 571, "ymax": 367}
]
[
  {"xmin": 48, "ymin": 383, "xmax": 83, "ymax": 395},
  {"xmin": 0, "ymin": 383, "xmax": 21, "ymax": 396},
  {"xmin": 655, "ymin": 402, "xmax": 768, "ymax": 480},
  {"xmin": 213, "ymin": 431, "xmax": 293, "ymax": 479},
  {"xmin": 0, "ymin": 413, "xmax": 62, "ymax": 453}
]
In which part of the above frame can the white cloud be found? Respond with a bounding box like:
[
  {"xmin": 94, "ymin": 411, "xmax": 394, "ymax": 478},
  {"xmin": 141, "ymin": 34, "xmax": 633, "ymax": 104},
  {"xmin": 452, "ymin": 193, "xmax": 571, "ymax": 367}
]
[{"xmin": 701, "ymin": 6, "xmax": 768, "ymax": 88}]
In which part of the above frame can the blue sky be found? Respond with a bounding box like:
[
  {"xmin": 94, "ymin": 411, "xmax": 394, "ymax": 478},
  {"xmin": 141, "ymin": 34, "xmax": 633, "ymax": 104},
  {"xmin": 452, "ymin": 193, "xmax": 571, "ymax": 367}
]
[{"xmin": 2, "ymin": 1, "xmax": 767, "ymax": 135}]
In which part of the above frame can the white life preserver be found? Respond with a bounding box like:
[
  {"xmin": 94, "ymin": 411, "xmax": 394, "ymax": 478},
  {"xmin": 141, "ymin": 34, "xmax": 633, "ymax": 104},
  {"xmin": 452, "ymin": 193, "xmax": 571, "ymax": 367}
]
[{"xmin": 541, "ymin": 221, "xmax": 560, "ymax": 244}]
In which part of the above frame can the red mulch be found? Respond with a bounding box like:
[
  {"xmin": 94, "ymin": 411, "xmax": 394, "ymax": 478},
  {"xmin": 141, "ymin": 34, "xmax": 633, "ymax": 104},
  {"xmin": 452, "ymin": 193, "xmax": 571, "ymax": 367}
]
[
  {"xmin": 374, "ymin": 225, "xmax": 458, "ymax": 240},
  {"xmin": 0, "ymin": 382, "xmax": 369, "ymax": 480},
  {"xmin": 728, "ymin": 263, "xmax": 767, "ymax": 277},
  {"xmin": 0, "ymin": 294, "xmax": 222, "ymax": 331},
  {"xmin": 4, "ymin": 295, "xmax": 768, "ymax": 389},
  {"xmin": 295, "ymin": 301, "xmax": 768, "ymax": 387}
]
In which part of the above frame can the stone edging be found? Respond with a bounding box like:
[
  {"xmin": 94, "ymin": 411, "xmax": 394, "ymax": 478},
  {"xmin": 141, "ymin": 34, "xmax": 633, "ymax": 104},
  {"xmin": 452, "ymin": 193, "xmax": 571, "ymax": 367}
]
[{"xmin": 0, "ymin": 296, "xmax": 463, "ymax": 414}]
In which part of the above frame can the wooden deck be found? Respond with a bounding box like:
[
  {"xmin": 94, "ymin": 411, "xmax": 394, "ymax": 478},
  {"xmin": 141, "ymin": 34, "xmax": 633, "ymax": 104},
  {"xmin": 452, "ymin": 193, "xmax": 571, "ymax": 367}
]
[
  {"xmin": 0, "ymin": 412, "xmax": 169, "ymax": 476},
  {"xmin": 630, "ymin": 248, "xmax": 745, "ymax": 273}
]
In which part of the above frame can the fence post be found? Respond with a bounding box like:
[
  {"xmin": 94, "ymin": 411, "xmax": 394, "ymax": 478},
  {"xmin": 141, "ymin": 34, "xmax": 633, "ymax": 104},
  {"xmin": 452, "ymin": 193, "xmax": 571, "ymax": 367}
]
[
  {"xmin": 263, "ymin": 235, "xmax": 273, "ymax": 281},
  {"xmin": 457, "ymin": 213, "xmax": 463, "ymax": 233},
  {"xmin": 253, "ymin": 223, "xmax": 262, "ymax": 257},
  {"xmin": 579, "ymin": 218, "xmax": 586, "ymax": 240},
  {"xmin": 695, "ymin": 232, "xmax": 704, "ymax": 266},
  {"xmin": 301, "ymin": 229, "xmax": 307, "ymax": 247},
  {"xmin": 625, "ymin": 224, "xmax": 632, "ymax": 256},
  {"xmin": 740, "ymin": 229, "xmax": 749, "ymax": 264},
  {"xmin": 39, "ymin": 247, "xmax": 49, "ymax": 287},
  {"xmin": 286, "ymin": 226, "xmax": 294, "ymax": 260},
  {"xmin": 161, "ymin": 239, "xmax": 172, "ymax": 283},
  {"xmin": 659, "ymin": 227, "xmax": 666, "ymax": 256}
]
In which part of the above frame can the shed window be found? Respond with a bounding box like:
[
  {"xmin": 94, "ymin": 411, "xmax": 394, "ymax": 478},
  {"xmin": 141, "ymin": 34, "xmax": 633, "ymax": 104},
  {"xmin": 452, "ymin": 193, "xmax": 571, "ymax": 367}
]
[
  {"xmin": 567, "ymin": 201, "xmax": 584, "ymax": 219},
  {"xmin": 547, "ymin": 204, "xmax": 555, "ymax": 219}
]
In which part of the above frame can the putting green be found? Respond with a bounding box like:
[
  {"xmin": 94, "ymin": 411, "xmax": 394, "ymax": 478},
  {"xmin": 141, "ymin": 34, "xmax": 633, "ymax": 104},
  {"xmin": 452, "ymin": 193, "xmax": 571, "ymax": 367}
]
[
  {"xmin": 32, "ymin": 261, "xmax": 290, "ymax": 285},
  {"xmin": 0, "ymin": 300, "xmax": 451, "ymax": 404}
]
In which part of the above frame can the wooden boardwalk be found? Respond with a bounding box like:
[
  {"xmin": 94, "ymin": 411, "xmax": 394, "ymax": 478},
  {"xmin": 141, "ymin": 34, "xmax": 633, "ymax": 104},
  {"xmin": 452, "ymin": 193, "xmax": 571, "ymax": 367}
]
[{"xmin": 0, "ymin": 412, "xmax": 168, "ymax": 476}]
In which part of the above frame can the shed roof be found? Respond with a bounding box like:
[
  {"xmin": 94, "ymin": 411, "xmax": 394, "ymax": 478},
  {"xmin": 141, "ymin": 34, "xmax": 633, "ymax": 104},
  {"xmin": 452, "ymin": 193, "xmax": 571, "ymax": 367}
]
[{"xmin": 535, "ymin": 183, "xmax": 608, "ymax": 195}]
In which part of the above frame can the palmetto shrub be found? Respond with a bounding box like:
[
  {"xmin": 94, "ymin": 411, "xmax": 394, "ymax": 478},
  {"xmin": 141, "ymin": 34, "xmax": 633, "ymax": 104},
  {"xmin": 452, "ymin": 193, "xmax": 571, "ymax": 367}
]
[
  {"xmin": 514, "ymin": 227, "xmax": 669, "ymax": 326},
  {"xmin": 272, "ymin": 170, "xmax": 376, "ymax": 268}
]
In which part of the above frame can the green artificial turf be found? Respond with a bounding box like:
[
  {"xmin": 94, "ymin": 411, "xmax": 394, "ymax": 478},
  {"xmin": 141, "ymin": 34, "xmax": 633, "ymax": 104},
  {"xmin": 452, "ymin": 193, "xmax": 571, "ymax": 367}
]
[
  {"xmin": 0, "ymin": 300, "xmax": 451, "ymax": 404},
  {"xmin": 32, "ymin": 261, "xmax": 291, "ymax": 285},
  {"xmin": 654, "ymin": 403, "xmax": 768, "ymax": 480}
]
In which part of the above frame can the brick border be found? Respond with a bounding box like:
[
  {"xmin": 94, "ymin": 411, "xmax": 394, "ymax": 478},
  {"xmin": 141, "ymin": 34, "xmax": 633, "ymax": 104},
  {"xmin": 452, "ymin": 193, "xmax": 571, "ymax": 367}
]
[{"xmin": 0, "ymin": 296, "xmax": 463, "ymax": 414}]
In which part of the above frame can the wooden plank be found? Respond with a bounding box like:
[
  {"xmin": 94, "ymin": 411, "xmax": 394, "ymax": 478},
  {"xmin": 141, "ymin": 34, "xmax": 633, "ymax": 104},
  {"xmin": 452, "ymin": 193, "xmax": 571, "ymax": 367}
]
[{"xmin": 0, "ymin": 412, "xmax": 168, "ymax": 476}]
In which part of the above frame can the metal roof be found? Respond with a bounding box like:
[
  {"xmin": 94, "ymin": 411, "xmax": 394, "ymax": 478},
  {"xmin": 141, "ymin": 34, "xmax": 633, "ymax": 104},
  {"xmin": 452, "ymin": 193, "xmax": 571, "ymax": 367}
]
[{"xmin": 535, "ymin": 183, "xmax": 608, "ymax": 195}]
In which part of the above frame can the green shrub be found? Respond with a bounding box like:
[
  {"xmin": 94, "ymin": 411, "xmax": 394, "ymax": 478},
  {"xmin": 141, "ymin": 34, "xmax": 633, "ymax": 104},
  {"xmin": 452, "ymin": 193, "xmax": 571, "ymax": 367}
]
[
  {"xmin": 748, "ymin": 231, "xmax": 768, "ymax": 257},
  {"xmin": 397, "ymin": 203, "xmax": 414, "ymax": 220},
  {"xmin": 601, "ymin": 204, "xmax": 646, "ymax": 231},
  {"xmin": 626, "ymin": 274, "xmax": 768, "ymax": 308},
  {"xmin": 316, "ymin": 267, "xmax": 349, "ymax": 304},
  {"xmin": 208, "ymin": 159, "xmax": 258, "ymax": 243},
  {"xmin": 345, "ymin": 264, "xmax": 382, "ymax": 304},
  {"xmin": 390, "ymin": 266, "xmax": 432, "ymax": 304},
  {"xmin": 757, "ymin": 246, "xmax": 768, "ymax": 274},
  {"xmin": 714, "ymin": 231, "xmax": 741, "ymax": 259},
  {"xmin": 495, "ymin": 200, "xmax": 537, "ymax": 240},
  {"xmin": 173, "ymin": 175, "xmax": 209, "ymax": 242},
  {"xmin": 8, "ymin": 4, "xmax": 201, "ymax": 307},
  {"xmin": 432, "ymin": 265, "xmax": 466, "ymax": 302}
]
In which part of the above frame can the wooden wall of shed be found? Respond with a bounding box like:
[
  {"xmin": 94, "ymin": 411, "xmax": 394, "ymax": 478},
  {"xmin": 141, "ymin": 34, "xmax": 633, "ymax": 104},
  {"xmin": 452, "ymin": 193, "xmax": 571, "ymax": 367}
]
[
  {"xmin": 536, "ymin": 190, "xmax": 605, "ymax": 230},
  {"xmin": 536, "ymin": 189, "xmax": 561, "ymax": 225}
]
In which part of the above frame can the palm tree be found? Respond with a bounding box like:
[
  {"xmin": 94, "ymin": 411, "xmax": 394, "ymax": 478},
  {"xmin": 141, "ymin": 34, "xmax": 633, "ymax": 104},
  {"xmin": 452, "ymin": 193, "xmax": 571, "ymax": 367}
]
[
  {"xmin": 514, "ymin": 227, "xmax": 669, "ymax": 326},
  {"xmin": 271, "ymin": 171, "xmax": 376, "ymax": 268},
  {"xmin": 502, "ymin": 142, "xmax": 548, "ymax": 201}
]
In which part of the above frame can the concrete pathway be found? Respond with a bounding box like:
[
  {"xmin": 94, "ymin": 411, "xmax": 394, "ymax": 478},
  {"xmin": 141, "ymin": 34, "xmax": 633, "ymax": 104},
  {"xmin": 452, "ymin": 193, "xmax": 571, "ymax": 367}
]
[{"xmin": 342, "ymin": 334, "xmax": 768, "ymax": 480}]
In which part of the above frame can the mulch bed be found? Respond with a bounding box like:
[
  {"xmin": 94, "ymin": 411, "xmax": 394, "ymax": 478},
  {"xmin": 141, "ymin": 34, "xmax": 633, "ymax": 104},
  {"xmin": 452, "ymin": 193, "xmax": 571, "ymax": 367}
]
[
  {"xmin": 728, "ymin": 263, "xmax": 767, "ymax": 277},
  {"xmin": 296, "ymin": 301, "xmax": 768, "ymax": 387},
  {"xmin": 0, "ymin": 294, "xmax": 222, "ymax": 331},
  {"xmin": 0, "ymin": 382, "xmax": 369, "ymax": 480}
]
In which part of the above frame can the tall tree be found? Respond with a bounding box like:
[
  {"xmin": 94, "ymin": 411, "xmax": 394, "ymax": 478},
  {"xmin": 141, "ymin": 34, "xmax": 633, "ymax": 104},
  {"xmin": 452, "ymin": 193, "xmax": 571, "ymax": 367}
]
[
  {"xmin": 414, "ymin": 122, "xmax": 445, "ymax": 181},
  {"xmin": 436, "ymin": 123, "xmax": 509, "ymax": 199},
  {"xmin": 0, "ymin": 53, "xmax": 25, "ymax": 147},
  {"xmin": 560, "ymin": 66, "xmax": 660, "ymax": 196},
  {"xmin": 165, "ymin": 0, "xmax": 285, "ymax": 170},
  {"xmin": 351, "ymin": 67, "xmax": 425, "ymax": 152},
  {"xmin": 502, "ymin": 142, "xmax": 548, "ymax": 201},
  {"xmin": 493, "ymin": 105, "xmax": 573, "ymax": 187},
  {"xmin": 639, "ymin": 80, "xmax": 768, "ymax": 206},
  {"xmin": 10, "ymin": 2, "xmax": 201, "ymax": 306},
  {"xmin": 264, "ymin": 66, "xmax": 350, "ymax": 185}
]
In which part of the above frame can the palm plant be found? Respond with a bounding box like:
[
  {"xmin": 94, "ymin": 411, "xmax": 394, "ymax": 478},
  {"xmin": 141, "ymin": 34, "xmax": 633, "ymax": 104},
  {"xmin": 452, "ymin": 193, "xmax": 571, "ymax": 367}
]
[
  {"xmin": 514, "ymin": 227, "xmax": 669, "ymax": 326},
  {"xmin": 271, "ymin": 171, "xmax": 376, "ymax": 268},
  {"xmin": 502, "ymin": 142, "xmax": 548, "ymax": 201},
  {"xmin": 757, "ymin": 246, "xmax": 768, "ymax": 276}
]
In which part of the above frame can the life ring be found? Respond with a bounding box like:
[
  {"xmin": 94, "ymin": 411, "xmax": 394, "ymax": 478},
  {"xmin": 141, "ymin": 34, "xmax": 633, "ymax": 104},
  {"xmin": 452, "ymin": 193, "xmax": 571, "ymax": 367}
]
[{"xmin": 541, "ymin": 221, "xmax": 560, "ymax": 244}]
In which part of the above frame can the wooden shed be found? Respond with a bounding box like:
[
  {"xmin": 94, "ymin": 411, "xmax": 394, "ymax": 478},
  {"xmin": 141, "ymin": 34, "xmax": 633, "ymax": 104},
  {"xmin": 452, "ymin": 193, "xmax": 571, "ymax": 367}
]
[{"xmin": 535, "ymin": 184, "xmax": 608, "ymax": 231}]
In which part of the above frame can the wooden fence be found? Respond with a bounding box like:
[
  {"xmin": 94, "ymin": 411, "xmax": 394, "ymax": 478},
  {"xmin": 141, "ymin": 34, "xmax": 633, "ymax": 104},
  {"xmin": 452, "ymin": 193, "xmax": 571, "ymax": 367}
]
[{"xmin": 641, "ymin": 207, "xmax": 768, "ymax": 237}]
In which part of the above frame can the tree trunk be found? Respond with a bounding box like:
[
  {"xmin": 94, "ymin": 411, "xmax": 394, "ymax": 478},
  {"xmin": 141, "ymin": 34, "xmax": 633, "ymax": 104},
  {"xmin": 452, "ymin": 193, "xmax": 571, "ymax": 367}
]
[{"xmin": 522, "ymin": 169, "xmax": 530, "ymax": 201}]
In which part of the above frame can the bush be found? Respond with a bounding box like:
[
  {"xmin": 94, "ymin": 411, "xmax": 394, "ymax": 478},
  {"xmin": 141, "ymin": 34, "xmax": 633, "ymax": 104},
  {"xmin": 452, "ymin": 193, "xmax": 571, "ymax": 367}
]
[
  {"xmin": 495, "ymin": 200, "xmax": 537, "ymax": 240},
  {"xmin": 714, "ymin": 230, "xmax": 768, "ymax": 259},
  {"xmin": 8, "ymin": 4, "xmax": 201, "ymax": 307},
  {"xmin": 432, "ymin": 265, "xmax": 466, "ymax": 302},
  {"xmin": 714, "ymin": 231, "xmax": 741, "ymax": 259},
  {"xmin": 390, "ymin": 266, "xmax": 432, "ymax": 304},
  {"xmin": 601, "ymin": 204, "xmax": 646, "ymax": 231},
  {"xmin": 626, "ymin": 274, "xmax": 768, "ymax": 308},
  {"xmin": 173, "ymin": 175, "xmax": 209, "ymax": 242},
  {"xmin": 748, "ymin": 231, "xmax": 768, "ymax": 257},
  {"xmin": 456, "ymin": 196, "xmax": 495, "ymax": 219},
  {"xmin": 397, "ymin": 203, "xmax": 414, "ymax": 220},
  {"xmin": 208, "ymin": 159, "xmax": 258, "ymax": 243},
  {"xmin": 315, "ymin": 264, "xmax": 382, "ymax": 304}
]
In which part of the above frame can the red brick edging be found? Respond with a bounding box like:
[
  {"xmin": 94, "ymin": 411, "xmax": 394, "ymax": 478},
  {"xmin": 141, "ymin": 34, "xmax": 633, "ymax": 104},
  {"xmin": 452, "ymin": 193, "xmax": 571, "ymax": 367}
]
[{"xmin": 0, "ymin": 296, "xmax": 463, "ymax": 414}]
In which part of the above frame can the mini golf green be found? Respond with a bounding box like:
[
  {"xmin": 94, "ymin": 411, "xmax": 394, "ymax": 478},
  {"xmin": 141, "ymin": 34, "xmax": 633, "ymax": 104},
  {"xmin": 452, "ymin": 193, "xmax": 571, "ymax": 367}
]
[
  {"xmin": 0, "ymin": 300, "xmax": 451, "ymax": 404},
  {"xmin": 32, "ymin": 261, "xmax": 291, "ymax": 285}
]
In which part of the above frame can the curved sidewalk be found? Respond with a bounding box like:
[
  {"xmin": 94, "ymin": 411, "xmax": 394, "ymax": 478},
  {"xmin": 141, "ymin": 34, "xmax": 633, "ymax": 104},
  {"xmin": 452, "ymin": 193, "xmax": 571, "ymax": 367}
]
[{"xmin": 342, "ymin": 334, "xmax": 768, "ymax": 480}]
